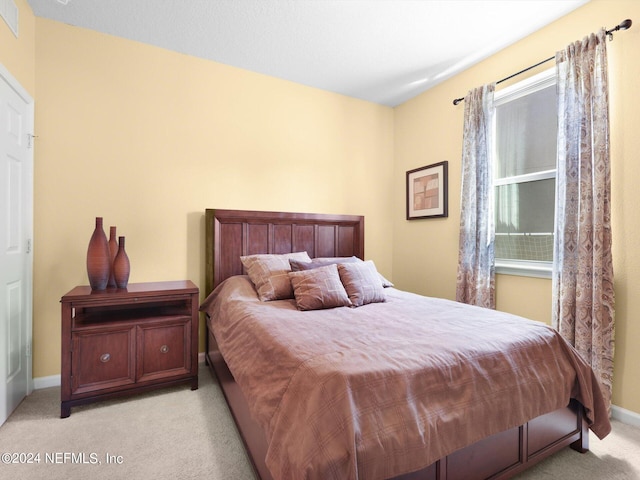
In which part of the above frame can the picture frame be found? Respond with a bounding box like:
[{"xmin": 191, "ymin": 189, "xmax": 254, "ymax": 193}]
[{"xmin": 406, "ymin": 161, "xmax": 448, "ymax": 219}]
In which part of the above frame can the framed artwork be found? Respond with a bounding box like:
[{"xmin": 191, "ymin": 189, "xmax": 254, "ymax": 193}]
[{"xmin": 406, "ymin": 161, "xmax": 448, "ymax": 219}]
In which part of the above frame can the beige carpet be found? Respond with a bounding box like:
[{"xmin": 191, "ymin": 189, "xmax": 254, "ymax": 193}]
[
  {"xmin": 0, "ymin": 364, "xmax": 638, "ymax": 479},
  {"xmin": 0, "ymin": 365, "xmax": 255, "ymax": 479},
  {"xmin": 515, "ymin": 418, "xmax": 640, "ymax": 480}
]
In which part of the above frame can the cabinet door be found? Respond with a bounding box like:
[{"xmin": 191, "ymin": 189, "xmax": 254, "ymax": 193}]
[
  {"xmin": 72, "ymin": 327, "xmax": 136, "ymax": 395},
  {"xmin": 137, "ymin": 318, "xmax": 190, "ymax": 382}
]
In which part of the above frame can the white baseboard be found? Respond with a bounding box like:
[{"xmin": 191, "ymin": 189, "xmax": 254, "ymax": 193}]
[
  {"xmin": 611, "ymin": 404, "xmax": 640, "ymax": 427},
  {"xmin": 32, "ymin": 353, "xmax": 208, "ymax": 390},
  {"xmin": 33, "ymin": 374, "xmax": 61, "ymax": 390}
]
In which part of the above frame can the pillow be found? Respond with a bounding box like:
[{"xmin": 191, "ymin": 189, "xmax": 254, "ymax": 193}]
[
  {"xmin": 291, "ymin": 256, "xmax": 394, "ymax": 288},
  {"xmin": 240, "ymin": 251, "xmax": 311, "ymax": 301},
  {"xmin": 379, "ymin": 273, "xmax": 394, "ymax": 288},
  {"xmin": 289, "ymin": 256, "xmax": 361, "ymax": 272},
  {"xmin": 288, "ymin": 264, "xmax": 352, "ymax": 311},
  {"xmin": 338, "ymin": 260, "xmax": 386, "ymax": 307}
]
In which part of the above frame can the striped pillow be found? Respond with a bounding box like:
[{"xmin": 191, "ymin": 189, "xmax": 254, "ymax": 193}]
[
  {"xmin": 241, "ymin": 251, "xmax": 311, "ymax": 301},
  {"xmin": 338, "ymin": 260, "xmax": 386, "ymax": 307},
  {"xmin": 288, "ymin": 264, "xmax": 352, "ymax": 311}
]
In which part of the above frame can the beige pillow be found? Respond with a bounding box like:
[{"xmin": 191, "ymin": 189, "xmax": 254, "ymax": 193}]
[
  {"xmin": 338, "ymin": 260, "xmax": 386, "ymax": 307},
  {"xmin": 240, "ymin": 251, "xmax": 311, "ymax": 301},
  {"xmin": 288, "ymin": 264, "xmax": 352, "ymax": 311}
]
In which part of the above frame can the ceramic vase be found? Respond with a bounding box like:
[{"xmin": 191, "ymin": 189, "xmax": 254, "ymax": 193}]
[
  {"xmin": 113, "ymin": 236, "xmax": 131, "ymax": 289},
  {"xmin": 86, "ymin": 217, "xmax": 110, "ymax": 290},
  {"xmin": 107, "ymin": 226, "xmax": 118, "ymax": 288}
]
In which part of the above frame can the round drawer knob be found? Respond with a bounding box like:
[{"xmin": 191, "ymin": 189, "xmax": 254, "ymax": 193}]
[
  {"xmin": 160, "ymin": 345, "xmax": 169, "ymax": 354},
  {"xmin": 100, "ymin": 353, "xmax": 111, "ymax": 363}
]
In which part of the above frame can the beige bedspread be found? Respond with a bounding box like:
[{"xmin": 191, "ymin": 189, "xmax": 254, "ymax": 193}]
[{"xmin": 201, "ymin": 275, "xmax": 611, "ymax": 480}]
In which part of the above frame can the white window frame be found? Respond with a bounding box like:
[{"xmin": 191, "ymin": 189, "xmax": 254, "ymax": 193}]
[{"xmin": 492, "ymin": 68, "xmax": 556, "ymax": 279}]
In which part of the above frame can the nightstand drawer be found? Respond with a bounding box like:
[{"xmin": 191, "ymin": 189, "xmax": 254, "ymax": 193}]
[
  {"xmin": 72, "ymin": 327, "xmax": 135, "ymax": 394},
  {"xmin": 137, "ymin": 319, "xmax": 191, "ymax": 382}
]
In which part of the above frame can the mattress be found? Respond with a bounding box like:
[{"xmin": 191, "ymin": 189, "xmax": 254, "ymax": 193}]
[{"xmin": 200, "ymin": 275, "xmax": 610, "ymax": 480}]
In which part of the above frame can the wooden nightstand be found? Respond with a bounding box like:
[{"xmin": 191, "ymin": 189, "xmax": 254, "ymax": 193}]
[{"xmin": 60, "ymin": 280, "xmax": 199, "ymax": 418}]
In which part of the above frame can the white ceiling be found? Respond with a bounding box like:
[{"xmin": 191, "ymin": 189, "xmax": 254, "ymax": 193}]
[{"xmin": 26, "ymin": 0, "xmax": 591, "ymax": 106}]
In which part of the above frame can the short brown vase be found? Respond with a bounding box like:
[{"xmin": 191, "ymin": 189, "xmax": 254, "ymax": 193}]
[
  {"xmin": 86, "ymin": 217, "xmax": 111, "ymax": 290},
  {"xmin": 107, "ymin": 226, "xmax": 118, "ymax": 288},
  {"xmin": 113, "ymin": 236, "xmax": 131, "ymax": 289}
]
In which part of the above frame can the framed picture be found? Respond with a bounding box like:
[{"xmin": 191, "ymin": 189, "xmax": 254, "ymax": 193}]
[{"xmin": 406, "ymin": 161, "xmax": 448, "ymax": 219}]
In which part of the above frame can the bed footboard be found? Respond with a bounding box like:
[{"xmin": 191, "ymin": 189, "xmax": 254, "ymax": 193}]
[{"xmin": 206, "ymin": 325, "xmax": 588, "ymax": 480}]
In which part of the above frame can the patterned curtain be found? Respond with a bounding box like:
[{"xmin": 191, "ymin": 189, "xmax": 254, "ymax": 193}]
[
  {"xmin": 456, "ymin": 84, "xmax": 496, "ymax": 309},
  {"xmin": 552, "ymin": 29, "xmax": 615, "ymax": 411}
]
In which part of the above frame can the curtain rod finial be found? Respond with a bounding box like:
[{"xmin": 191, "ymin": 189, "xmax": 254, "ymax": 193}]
[
  {"xmin": 607, "ymin": 19, "xmax": 632, "ymax": 39},
  {"xmin": 619, "ymin": 19, "xmax": 632, "ymax": 30}
]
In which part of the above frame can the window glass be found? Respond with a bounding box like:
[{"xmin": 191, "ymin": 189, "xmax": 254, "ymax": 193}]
[
  {"xmin": 495, "ymin": 84, "xmax": 557, "ymax": 178},
  {"xmin": 493, "ymin": 70, "xmax": 557, "ymax": 272},
  {"xmin": 495, "ymin": 179, "xmax": 555, "ymax": 262}
]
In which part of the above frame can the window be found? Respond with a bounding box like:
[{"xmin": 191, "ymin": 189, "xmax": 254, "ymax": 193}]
[{"xmin": 493, "ymin": 69, "xmax": 557, "ymax": 277}]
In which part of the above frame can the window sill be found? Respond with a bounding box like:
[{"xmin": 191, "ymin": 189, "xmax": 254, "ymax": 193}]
[{"xmin": 495, "ymin": 260, "xmax": 552, "ymax": 279}]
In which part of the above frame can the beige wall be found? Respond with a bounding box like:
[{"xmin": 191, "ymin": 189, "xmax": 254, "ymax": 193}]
[
  {"xmin": 394, "ymin": 0, "xmax": 640, "ymax": 414},
  {"xmin": 0, "ymin": 0, "xmax": 35, "ymax": 95},
  {"xmin": 30, "ymin": 19, "xmax": 393, "ymax": 378}
]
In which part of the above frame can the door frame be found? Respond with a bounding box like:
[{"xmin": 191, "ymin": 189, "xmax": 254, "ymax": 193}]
[{"xmin": 0, "ymin": 61, "xmax": 34, "ymax": 400}]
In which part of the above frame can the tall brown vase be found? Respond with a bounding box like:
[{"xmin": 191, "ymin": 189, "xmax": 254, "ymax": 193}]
[
  {"xmin": 107, "ymin": 226, "xmax": 118, "ymax": 288},
  {"xmin": 113, "ymin": 236, "xmax": 130, "ymax": 289},
  {"xmin": 86, "ymin": 217, "xmax": 110, "ymax": 290}
]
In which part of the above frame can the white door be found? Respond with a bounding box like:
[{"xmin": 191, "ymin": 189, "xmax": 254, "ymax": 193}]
[{"xmin": 0, "ymin": 63, "xmax": 34, "ymax": 426}]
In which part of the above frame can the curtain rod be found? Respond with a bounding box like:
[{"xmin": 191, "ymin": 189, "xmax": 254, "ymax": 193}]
[{"xmin": 452, "ymin": 19, "xmax": 632, "ymax": 106}]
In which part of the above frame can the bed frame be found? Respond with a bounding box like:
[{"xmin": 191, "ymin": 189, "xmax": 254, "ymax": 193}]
[{"xmin": 203, "ymin": 208, "xmax": 589, "ymax": 480}]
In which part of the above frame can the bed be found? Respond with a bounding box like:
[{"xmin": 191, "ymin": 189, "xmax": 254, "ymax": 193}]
[{"xmin": 201, "ymin": 208, "xmax": 610, "ymax": 480}]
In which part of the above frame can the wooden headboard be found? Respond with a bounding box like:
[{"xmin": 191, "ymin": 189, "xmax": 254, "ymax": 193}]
[{"xmin": 205, "ymin": 209, "xmax": 365, "ymax": 295}]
